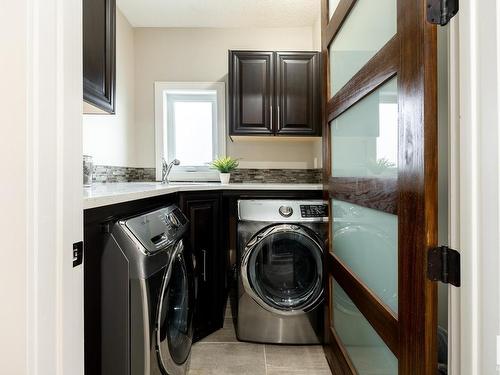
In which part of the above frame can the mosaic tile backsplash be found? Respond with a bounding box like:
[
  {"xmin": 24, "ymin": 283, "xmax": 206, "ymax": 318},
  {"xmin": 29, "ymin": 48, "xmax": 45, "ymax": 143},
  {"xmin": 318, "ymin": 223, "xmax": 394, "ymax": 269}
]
[
  {"xmin": 92, "ymin": 165, "xmax": 322, "ymax": 184},
  {"xmin": 92, "ymin": 165, "xmax": 156, "ymax": 183},
  {"xmin": 230, "ymin": 169, "xmax": 322, "ymax": 184}
]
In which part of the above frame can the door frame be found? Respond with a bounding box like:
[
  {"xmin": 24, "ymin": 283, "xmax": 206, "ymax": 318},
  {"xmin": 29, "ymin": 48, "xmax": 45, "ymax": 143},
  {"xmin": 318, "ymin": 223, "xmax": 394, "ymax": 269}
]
[
  {"xmin": 448, "ymin": 0, "xmax": 500, "ymax": 373},
  {"xmin": 24, "ymin": 0, "xmax": 84, "ymax": 374}
]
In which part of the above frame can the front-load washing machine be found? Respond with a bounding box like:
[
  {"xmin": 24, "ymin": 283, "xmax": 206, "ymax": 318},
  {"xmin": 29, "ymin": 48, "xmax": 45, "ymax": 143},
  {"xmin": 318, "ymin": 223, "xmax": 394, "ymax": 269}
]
[
  {"xmin": 101, "ymin": 205, "xmax": 194, "ymax": 375},
  {"xmin": 236, "ymin": 199, "xmax": 328, "ymax": 344}
]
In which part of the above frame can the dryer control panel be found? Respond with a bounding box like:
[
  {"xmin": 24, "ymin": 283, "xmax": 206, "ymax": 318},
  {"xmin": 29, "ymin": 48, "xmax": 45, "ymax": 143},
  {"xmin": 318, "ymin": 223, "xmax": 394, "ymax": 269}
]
[{"xmin": 238, "ymin": 200, "xmax": 328, "ymax": 222}]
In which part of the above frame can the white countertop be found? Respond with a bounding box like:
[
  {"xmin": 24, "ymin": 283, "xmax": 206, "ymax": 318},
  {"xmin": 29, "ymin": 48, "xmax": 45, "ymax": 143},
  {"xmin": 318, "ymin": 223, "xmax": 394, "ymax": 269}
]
[{"xmin": 84, "ymin": 182, "xmax": 323, "ymax": 210}]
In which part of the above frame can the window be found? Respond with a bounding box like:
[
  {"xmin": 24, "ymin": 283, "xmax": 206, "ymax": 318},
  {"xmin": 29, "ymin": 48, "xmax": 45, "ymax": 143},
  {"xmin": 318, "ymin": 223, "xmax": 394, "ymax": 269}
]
[
  {"xmin": 166, "ymin": 94, "xmax": 216, "ymax": 165},
  {"xmin": 155, "ymin": 82, "xmax": 226, "ymax": 181}
]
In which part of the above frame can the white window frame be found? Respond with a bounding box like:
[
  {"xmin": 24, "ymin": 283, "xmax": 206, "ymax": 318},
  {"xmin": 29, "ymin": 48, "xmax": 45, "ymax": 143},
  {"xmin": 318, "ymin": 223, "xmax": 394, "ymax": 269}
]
[{"xmin": 154, "ymin": 82, "xmax": 226, "ymax": 181}]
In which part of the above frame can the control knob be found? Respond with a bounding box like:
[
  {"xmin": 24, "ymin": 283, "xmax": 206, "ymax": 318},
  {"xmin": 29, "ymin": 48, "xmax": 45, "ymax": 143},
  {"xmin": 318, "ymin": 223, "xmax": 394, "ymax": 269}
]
[
  {"xmin": 278, "ymin": 206, "xmax": 293, "ymax": 218},
  {"xmin": 166, "ymin": 212, "xmax": 181, "ymax": 228}
]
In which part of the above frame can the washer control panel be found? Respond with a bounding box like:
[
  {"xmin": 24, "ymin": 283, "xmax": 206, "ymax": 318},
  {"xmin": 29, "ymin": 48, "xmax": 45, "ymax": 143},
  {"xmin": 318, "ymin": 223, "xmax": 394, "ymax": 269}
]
[
  {"xmin": 123, "ymin": 205, "xmax": 188, "ymax": 254},
  {"xmin": 300, "ymin": 204, "xmax": 328, "ymax": 218}
]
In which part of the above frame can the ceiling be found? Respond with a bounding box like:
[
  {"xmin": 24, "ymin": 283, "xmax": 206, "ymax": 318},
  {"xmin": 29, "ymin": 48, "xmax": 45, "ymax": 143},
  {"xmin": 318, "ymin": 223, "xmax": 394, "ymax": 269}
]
[{"xmin": 116, "ymin": 0, "xmax": 321, "ymax": 28}]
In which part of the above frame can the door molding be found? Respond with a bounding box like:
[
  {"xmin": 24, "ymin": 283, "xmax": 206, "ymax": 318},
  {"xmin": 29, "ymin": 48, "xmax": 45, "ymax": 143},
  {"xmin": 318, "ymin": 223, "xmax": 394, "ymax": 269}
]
[
  {"xmin": 449, "ymin": 0, "xmax": 500, "ymax": 373},
  {"xmin": 448, "ymin": 15, "xmax": 462, "ymax": 375},
  {"xmin": 25, "ymin": 0, "xmax": 84, "ymax": 374}
]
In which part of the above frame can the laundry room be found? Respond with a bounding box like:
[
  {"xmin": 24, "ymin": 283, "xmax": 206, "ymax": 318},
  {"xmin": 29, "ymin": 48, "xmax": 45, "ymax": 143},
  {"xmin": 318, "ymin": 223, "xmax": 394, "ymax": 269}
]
[
  {"xmin": 79, "ymin": 0, "xmax": 449, "ymax": 374},
  {"xmin": 8, "ymin": 0, "xmax": 500, "ymax": 373},
  {"xmin": 82, "ymin": 0, "xmax": 333, "ymax": 373}
]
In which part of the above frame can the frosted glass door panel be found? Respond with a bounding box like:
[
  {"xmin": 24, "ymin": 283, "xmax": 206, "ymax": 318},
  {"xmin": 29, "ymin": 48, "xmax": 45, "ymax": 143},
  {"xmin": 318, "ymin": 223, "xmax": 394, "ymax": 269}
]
[
  {"xmin": 331, "ymin": 78, "xmax": 398, "ymax": 178},
  {"xmin": 332, "ymin": 279, "xmax": 398, "ymax": 375},
  {"xmin": 329, "ymin": 0, "xmax": 397, "ymax": 97},
  {"xmin": 332, "ymin": 199, "xmax": 398, "ymax": 313},
  {"xmin": 329, "ymin": 0, "xmax": 340, "ymax": 20}
]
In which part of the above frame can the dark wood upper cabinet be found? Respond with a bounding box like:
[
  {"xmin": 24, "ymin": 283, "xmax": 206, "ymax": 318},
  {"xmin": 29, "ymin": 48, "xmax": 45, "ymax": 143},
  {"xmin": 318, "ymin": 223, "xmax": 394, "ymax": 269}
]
[
  {"xmin": 229, "ymin": 51, "xmax": 274, "ymax": 135},
  {"xmin": 83, "ymin": 0, "xmax": 116, "ymax": 114},
  {"xmin": 229, "ymin": 50, "xmax": 321, "ymax": 137},
  {"xmin": 275, "ymin": 52, "xmax": 320, "ymax": 135}
]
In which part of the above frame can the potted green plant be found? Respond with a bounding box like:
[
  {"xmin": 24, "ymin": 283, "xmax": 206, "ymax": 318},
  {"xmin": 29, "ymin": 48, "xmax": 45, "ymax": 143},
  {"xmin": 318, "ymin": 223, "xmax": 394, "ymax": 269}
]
[{"xmin": 210, "ymin": 156, "xmax": 239, "ymax": 184}]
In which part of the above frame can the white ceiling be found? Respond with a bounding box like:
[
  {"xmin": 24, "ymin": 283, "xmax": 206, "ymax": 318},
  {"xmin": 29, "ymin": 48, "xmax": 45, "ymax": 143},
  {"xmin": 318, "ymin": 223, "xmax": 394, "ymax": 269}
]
[{"xmin": 116, "ymin": 0, "xmax": 321, "ymax": 28}]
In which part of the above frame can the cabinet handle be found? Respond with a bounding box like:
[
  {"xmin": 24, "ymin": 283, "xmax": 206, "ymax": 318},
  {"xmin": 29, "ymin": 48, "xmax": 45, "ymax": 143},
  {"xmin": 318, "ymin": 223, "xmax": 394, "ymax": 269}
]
[
  {"xmin": 270, "ymin": 105, "xmax": 273, "ymax": 130},
  {"xmin": 202, "ymin": 249, "xmax": 207, "ymax": 282},
  {"xmin": 277, "ymin": 105, "xmax": 280, "ymax": 128}
]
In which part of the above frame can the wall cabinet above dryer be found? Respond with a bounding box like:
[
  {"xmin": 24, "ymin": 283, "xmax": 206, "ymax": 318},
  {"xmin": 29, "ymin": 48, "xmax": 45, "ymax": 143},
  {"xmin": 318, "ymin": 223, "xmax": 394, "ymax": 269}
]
[{"xmin": 229, "ymin": 50, "xmax": 321, "ymax": 137}]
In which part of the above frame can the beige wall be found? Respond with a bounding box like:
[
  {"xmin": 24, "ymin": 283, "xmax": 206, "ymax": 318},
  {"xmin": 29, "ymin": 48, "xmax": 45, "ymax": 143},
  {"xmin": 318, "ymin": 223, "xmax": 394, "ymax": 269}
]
[
  {"xmin": 82, "ymin": 18, "xmax": 324, "ymax": 169},
  {"xmin": 134, "ymin": 27, "xmax": 323, "ymax": 169},
  {"xmin": 83, "ymin": 9, "xmax": 137, "ymax": 166},
  {"xmin": 312, "ymin": 6, "xmax": 321, "ymax": 51}
]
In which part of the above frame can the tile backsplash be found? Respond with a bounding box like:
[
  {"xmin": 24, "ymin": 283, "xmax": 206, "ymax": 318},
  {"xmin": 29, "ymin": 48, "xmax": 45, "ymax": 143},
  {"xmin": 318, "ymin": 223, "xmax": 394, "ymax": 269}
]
[
  {"xmin": 230, "ymin": 169, "xmax": 322, "ymax": 184},
  {"xmin": 92, "ymin": 165, "xmax": 156, "ymax": 183},
  {"xmin": 92, "ymin": 165, "xmax": 322, "ymax": 184}
]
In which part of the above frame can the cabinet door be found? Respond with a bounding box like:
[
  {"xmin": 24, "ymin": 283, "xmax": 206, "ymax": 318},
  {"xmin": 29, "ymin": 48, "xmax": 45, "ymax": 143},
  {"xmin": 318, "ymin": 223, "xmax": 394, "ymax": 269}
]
[
  {"xmin": 180, "ymin": 193, "xmax": 224, "ymax": 341},
  {"xmin": 275, "ymin": 52, "xmax": 321, "ymax": 135},
  {"xmin": 229, "ymin": 51, "xmax": 274, "ymax": 135},
  {"xmin": 83, "ymin": 0, "xmax": 116, "ymax": 113}
]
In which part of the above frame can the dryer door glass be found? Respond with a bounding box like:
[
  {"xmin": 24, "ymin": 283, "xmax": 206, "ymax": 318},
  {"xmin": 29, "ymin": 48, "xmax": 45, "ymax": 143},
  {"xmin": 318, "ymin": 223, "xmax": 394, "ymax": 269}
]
[
  {"xmin": 157, "ymin": 243, "xmax": 194, "ymax": 371},
  {"xmin": 247, "ymin": 226, "xmax": 323, "ymax": 311}
]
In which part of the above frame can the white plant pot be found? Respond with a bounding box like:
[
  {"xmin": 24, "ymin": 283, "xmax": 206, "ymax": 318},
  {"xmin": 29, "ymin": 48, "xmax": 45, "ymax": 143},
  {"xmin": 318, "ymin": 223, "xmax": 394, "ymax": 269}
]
[{"xmin": 219, "ymin": 173, "xmax": 231, "ymax": 184}]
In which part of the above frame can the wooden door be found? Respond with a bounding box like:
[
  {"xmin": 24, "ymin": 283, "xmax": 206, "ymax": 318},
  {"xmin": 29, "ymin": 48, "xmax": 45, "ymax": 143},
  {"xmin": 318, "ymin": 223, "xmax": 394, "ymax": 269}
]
[
  {"xmin": 321, "ymin": 0, "xmax": 438, "ymax": 374},
  {"xmin": 229, "ymin": 51, "xmax": 274, "ymax": 135},
  {"xmin": 275, "ymin": 52, "xmax": 321, "ymax": 136},
  {"xmin": 179, "ymin": 193, "xmax": 225, "ymax": 341}
]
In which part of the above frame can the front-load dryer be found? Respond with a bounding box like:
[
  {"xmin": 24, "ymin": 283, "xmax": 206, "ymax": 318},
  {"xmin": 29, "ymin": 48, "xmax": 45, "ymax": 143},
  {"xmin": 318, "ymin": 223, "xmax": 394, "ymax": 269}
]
[
  {"xmin": 236, "ymin": 199, "xmax": 328, "ymax": 344},
  {"xmin": 101, "ymin": 205, "xmax": 194, "ymax": 375}
]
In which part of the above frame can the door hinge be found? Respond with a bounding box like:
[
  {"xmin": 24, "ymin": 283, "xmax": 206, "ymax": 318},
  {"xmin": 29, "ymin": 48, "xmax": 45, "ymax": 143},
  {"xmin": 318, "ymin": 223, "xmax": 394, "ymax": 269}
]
[
  {"xmin": 427, "ymin": 0, "xmax": 459, "ymax": 26},
  {"xmin": 427, "ymin": 246, "xmax": 460, "ymax": 287}
]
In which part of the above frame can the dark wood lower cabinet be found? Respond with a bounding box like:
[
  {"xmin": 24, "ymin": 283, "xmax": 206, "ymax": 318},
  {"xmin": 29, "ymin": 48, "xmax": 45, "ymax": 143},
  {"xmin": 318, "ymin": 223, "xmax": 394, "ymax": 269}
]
[{"xmin": 179, "ymin": 192, "xmax": 225, "ymax": 341}]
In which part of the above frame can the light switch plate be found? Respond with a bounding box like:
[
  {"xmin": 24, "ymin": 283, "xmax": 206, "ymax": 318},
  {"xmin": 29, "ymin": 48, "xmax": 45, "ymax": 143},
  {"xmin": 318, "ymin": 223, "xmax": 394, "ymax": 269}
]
[{"xmin": 73, "ymin": 241, "xmax": 83, "ymax": 267}]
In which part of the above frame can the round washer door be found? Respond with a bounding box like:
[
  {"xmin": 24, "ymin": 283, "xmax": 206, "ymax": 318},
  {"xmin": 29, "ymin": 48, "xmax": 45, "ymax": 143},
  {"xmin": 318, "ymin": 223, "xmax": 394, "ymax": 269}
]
[
  {"xmin": 156, "ymin": 241, "xmax": 194, "ymax": 375},
  {"xmin": 241, "ymin": 224, "xmax": 324, "ymax": 315}
]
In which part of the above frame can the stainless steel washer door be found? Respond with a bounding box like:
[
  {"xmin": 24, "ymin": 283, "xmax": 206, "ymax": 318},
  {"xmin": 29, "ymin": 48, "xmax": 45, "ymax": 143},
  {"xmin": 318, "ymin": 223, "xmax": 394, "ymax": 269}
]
[
  {"xmin": 241, "ymin": 224, "xmax": 324, "ymax": 315},
  {"xmin": 156, "ymin": 241, "xmax": 194, "ymax": 375}
]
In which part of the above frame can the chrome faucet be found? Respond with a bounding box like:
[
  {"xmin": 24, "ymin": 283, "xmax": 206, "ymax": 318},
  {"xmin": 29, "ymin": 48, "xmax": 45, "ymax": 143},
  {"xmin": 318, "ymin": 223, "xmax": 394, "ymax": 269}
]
[{"xmin": 162, "ymin": 158, "xmax": 180, "ymax": 184}]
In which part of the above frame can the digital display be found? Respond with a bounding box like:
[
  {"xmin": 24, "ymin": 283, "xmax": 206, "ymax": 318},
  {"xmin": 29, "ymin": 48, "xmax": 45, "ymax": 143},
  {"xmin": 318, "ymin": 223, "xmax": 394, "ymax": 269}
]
[{"xmin": 300, "ymin": 204, "xmax": 328, "ymax": 218}]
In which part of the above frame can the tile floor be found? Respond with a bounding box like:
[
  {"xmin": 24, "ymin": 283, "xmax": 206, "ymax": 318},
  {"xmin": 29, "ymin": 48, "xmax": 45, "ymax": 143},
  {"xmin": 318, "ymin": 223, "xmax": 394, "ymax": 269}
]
[{"xmin": 188, "ymin": 300, "xmax": 332, "ymax": 375}]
